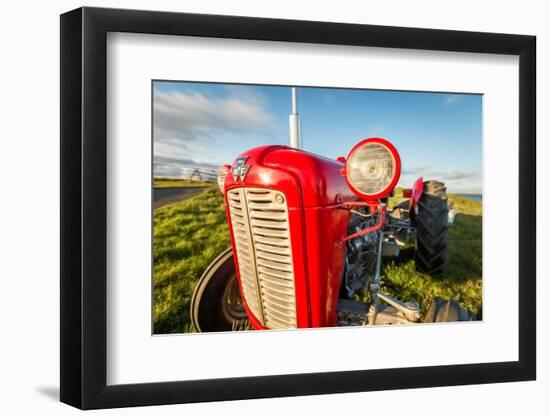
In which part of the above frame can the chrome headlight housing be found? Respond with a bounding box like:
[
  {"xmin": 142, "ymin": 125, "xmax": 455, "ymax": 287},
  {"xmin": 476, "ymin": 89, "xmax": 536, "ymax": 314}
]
[{"xmin": 344, "ymin": 138, "xmax": 401, "ymax": 200}]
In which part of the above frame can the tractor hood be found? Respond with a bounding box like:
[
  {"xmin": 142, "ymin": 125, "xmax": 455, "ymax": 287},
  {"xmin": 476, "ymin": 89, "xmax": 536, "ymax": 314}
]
[{"xmin": 224, "ymin": 145, "xmax": 357, "ymax": 208}]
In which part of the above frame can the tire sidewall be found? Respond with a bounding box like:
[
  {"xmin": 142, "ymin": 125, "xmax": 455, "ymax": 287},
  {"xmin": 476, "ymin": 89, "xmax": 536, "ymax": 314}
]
[{"xmin": 191, "ymin": 248, "xmax": 248, "ymax": 332}]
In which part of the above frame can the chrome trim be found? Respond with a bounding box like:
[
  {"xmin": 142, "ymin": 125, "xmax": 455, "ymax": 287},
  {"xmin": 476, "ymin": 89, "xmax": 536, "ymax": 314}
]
[{"xmin": 227, "ymin": 187, "xmax": 297, "ymax": 329}]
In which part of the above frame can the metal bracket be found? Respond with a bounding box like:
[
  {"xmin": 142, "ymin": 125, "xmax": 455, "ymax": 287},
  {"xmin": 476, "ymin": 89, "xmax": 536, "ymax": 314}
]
[{"xmin": 376, "ymin": 291, "xmax": 421, "ymax": 322}]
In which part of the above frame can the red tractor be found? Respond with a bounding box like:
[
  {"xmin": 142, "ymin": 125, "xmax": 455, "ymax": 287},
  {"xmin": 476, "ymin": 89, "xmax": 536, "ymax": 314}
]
[{"xmin": 191, "ymin": 137, "xmax": 475, "ymax": 332}]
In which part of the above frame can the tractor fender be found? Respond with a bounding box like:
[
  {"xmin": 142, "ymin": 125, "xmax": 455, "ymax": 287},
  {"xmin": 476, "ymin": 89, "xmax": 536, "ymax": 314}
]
[{"xmin": 409, "ymin": 176, "xmax": 424, "ymax": 212}]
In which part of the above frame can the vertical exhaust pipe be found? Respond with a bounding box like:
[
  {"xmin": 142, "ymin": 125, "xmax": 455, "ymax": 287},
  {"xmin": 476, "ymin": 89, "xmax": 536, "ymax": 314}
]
[{"xmin": 289, "ymin": 87, "xmax": 301, "ymax": 149}]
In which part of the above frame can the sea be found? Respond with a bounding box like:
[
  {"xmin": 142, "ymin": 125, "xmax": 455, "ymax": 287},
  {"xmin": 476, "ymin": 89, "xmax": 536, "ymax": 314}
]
[{"xmin": 458, "ymin": 194, "xmax": 482, "ymax": 202}]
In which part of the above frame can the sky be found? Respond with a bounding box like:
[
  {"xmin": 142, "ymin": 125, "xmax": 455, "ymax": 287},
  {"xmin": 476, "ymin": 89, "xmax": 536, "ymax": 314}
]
[{"xmin": 153, "ymin": 81, "xmax": 482, "ymax": 193}]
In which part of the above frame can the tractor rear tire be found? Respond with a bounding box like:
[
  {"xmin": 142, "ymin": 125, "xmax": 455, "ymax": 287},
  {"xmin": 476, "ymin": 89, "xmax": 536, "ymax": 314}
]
[
  {"xmin": 423, "ymin": 298, "xmax": 476, "ymax": 322},
  {"xmin": 415, "ymin": 180, "xmax": 449, "ymax": 276}
]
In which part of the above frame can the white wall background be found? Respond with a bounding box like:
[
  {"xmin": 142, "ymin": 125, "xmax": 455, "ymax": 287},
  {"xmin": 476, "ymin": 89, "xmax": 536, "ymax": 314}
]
[{"xmin": 0, "ymin": 1, "xmax": 545, "ymax": 415}]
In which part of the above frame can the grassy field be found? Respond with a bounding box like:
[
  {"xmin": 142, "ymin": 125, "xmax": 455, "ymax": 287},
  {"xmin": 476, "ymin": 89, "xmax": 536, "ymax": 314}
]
[
  {"xmin": 153, "ymin": 177, "xmax": 214, "ymax": 188},
  {"xmin": 153, "ymin": 187, "xmax": 229, "ymax": 333},
  {"xmin": 153, "ymin": 186, "xmax": 482, "ymax": 333},
  {"xmin": 383, "ymin": 188, "xmax": 482, "ymax": 318}
]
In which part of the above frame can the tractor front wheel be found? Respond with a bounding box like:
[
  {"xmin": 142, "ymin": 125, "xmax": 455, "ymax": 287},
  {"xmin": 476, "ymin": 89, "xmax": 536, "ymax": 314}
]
[
  {"xmin": 415, "ymin": 180, "xmax": 449, "ymax": 276},
  {"xmin": 190, "ymin": 248, "xmax": 250, "ymax": 332}
]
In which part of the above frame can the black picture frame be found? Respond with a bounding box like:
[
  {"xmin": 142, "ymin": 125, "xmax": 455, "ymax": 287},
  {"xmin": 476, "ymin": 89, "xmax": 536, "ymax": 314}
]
[{"xmin": 60, "ymin": 6, "xmax": 536, "ymax": 410}]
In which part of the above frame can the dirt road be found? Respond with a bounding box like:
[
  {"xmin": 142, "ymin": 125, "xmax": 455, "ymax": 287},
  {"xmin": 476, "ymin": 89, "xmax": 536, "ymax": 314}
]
[{"xmin": 153, "ymin": 186, "xmax": 208, "ymax": 209}]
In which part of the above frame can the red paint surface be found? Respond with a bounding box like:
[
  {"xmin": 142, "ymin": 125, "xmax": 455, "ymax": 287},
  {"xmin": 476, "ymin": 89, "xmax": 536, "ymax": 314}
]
[
  {"xmin": 409, "ymin": 176, "xmax": 424, "ymax": 212},
  {"xmin": 223, "ymin": 142, "xmax": 399, "ymax": 329}
]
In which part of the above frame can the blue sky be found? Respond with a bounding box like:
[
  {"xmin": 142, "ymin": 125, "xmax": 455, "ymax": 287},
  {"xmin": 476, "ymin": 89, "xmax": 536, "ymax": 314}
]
[{"xmin": 153, "ymin": 81, "xmax": 482, "ymax": 193}]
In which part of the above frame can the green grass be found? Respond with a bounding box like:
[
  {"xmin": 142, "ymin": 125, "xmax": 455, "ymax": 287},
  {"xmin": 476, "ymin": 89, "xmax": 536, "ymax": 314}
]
[
  {"xmin": 153, "ymin": 186, "xmax": 482, "ymax": 333},
  {"xmin": 153, "ymin": 187, "xmax": 230, "ymax": 334},
  {"xmin": 154, "ymin": 177, "xmax": 214, "ymax": 188},
  {"xmin": 382, "ymin": 188, "xmax": 483, "ymax": 318}
]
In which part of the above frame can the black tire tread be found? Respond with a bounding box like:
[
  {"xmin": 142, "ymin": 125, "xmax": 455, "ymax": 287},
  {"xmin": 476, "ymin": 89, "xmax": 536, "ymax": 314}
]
[{"xmin": 415, "ymin": 180, "xmax": 449, "ymax": 276}]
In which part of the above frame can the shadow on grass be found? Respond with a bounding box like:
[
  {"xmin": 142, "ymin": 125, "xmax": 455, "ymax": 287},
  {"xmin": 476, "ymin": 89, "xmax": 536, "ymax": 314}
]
[
  {"xmin": 382, "ymin": 213, "xmax": 483, "ymax": 319},
  {"xmin": 390, "ymin": 213, "xmax": 482, "ymax": 281},
  {"xmin": 446, "ymin": 213, "xmax": 482, "ymax": 282}
]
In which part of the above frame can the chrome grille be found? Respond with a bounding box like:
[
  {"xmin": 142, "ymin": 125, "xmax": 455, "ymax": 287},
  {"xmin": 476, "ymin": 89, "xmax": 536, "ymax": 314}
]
[
  {"xmin": 226, "ymin": 188, "xmax": 297, "ymax": 329},
  {"xmin": 226, "ymin": 189, "xmax": 263, "ymax": 322}
]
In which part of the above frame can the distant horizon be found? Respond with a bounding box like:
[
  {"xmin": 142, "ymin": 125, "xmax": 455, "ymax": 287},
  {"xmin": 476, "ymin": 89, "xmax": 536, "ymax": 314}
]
[{"xmin": 152, "ymin": 175, "xmax": 482, "ymax": 195}]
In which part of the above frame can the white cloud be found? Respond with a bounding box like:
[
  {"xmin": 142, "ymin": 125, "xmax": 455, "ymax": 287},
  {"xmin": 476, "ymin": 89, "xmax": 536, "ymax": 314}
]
[
  {"xmin": 403, "ymin": 166, "xmax": 478, "ymax": 181},
  {"xmin": 153, "ymin": 88, "xmax": 273, "ymax": 178},
  {"xmin": 401, "ymin": 167, "xmax": 481, "ymax": 193},
  {"xmin": 153, "ymin": 155, "xmax": 219, "ymax": 179},
  {"xmin": 322, "ymin": 94, "xmax": 333, "ymax": 104},
  {"xmin": 444, "ymin": 170, "xmax": 479, "ymax": 181},
  {"xmin": 444, "ymin": 95, "xmax": 460, "ymax": 105},
  {"xmin": 154, "ymin": 89, "xmax": 272, "ymax": 140},
  {"xmin": 402, "ymin": 166, "xmax": 427, "ymax": 176}
]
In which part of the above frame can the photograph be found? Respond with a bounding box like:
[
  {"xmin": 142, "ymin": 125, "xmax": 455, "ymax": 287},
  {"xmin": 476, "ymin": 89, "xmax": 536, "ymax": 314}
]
[
  {"xmin": 152, "ymin": 81, "xmax": 483, "ymax": 334},
  {"xmin": 54, "ymin": 4, "xmax": 538, "ymax": 411}
]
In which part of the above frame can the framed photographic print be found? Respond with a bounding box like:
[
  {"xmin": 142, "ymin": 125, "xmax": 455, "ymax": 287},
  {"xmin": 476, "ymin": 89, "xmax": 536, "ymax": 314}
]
[{"xmin": 60, "ymin": 6, "xmax": 536, "ymax": 409}]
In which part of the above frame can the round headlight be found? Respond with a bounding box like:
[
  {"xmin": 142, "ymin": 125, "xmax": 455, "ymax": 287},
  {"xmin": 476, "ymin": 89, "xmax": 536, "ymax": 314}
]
[
  {"xmin": 344, "ymin": 138, "xmax": 401, "ymax": 199},
  {"xmin": 217, "ymin": 165, "xmax": 229, "ymax": 193}
]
